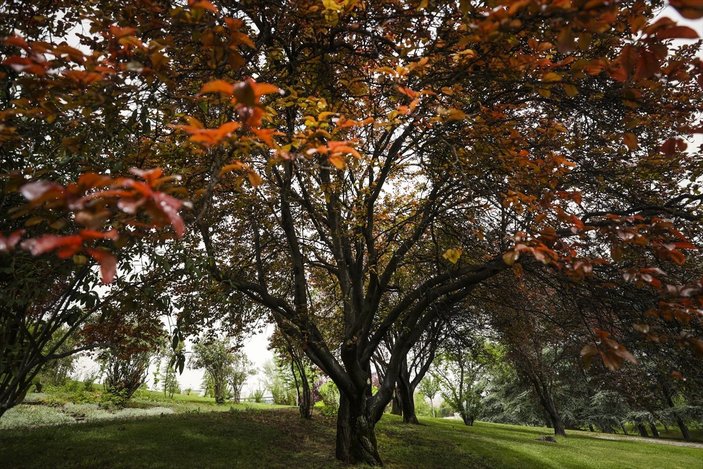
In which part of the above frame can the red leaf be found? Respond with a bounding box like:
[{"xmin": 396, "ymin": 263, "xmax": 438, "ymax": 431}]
[
  {"xmin": 655, "ymin": 25, "xmax": 699, "ymax": 39},
  {"xmin": 20, "ymin": 180, "xmax": 64, "ymax": 201},
  {"xmin": 3, "ymin": 35, "xmax": 29, "ymax": 50},
  {"xmin": 87, "ymin": 248, "xmax": 117, "ymax": 284},
  {"xmin": 669, "ymin": 1, "xmax": 703, "ymax": 20},
  {"xmin": 0, "ymin": 230, "xmax": 25, "ymax": 252},
  {"xmin": 130, "ymin": 167, "xmax": 163, "ymax": 184},
  {"xmin": 109, "ymin": 25, "xmax": 137, "ymax": 39},
  {"xmin": 152, "ymin": 192, "xmax": 186, "ymax": 238},
  {"xmin": 188, "ymin": 0, "xmax": 219, "ymax": 13},
  {"xmin": 79, "ymin": 229, "xmax": 119, "ymax": 241},
  {"xmin": 21, "ymin": 234, "xmax": 82, "ymax": 257}
]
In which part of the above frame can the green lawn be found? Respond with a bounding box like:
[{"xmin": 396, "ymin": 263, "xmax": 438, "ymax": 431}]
[{"xmin": 1, "ymin": 407, "xmax": 702, "ymax": 468}]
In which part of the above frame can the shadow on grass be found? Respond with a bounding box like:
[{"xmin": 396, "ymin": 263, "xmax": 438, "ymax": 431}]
[{"xmin": 1, "ymin": 409, "xmax": 701, "ymax": 469}]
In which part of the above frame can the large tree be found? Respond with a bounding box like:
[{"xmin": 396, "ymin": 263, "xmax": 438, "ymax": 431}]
[
  {"xmin": 184, "ymin": 1, "xmax": 703, "ymax": 464},
  {"xmin": 3, "ymin": 1, "xmax": 703, "ymax": 465}
]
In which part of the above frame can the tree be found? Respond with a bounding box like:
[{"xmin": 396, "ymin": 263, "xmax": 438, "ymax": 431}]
[
  {"xmin": 269, "ymin": 327, "xmax": 316, "ymax": 418},
  {"xmin": 229, "ymin": 352, "xmax": 255, "ymax": 404},
  {"xmin": 0, "ymin": 1, "xmax": 189, "ymax": 417},
  {"xmin": 373, "ymin": 316, "xmax": 446, "ymax": 424},
  {"xmin": 191, "ymin": 337, "xmax": 238, "ymax": 404},
  {"xmin": 418, "ymin": 375, "xmax": 441, "ymax": 418},
  {"xmin": 183, "ymin": 2, "xmax": 703, "ymax": 463},
  {"xmin": 4, "ymin": 1, "xmax": 703, "ymax": 465}
]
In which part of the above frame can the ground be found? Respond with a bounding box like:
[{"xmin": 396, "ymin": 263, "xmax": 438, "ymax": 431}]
[{"xmin": 1, "ymin": 391, "xmax": 702, "ymax": 468}]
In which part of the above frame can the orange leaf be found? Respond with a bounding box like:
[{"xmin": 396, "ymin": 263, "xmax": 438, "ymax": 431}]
[
  {"xmin": 328, "ymin": 153, "xmax": 346, "ymax": 170},
  {"xmin": 188, "ymin": 0, "xmax": 219, "ymax": 13},
  {"xmin": 252, "ymin": 82, "xmax": 280, "ymax": 98},
  {"xmin": 623, "ymin": 132, "xmax": 638, "ymax": 150},
  {"xmin": 252, "ymin": 128, "xmax": 278, "ymax": 147},
  {"xmin": 109, "ymin": 25, "xmax": 137, "ymax": 38},
  {"xmin": 199, "ymin": 79, "xmax": 235, "ymax": 95},
  {"xmin": 220, "ymin": 161, "xmax": 246, "ymax": 175},
  {"xmin": 247, "ymin": 171, "xmax": 263, "ymax": 187}
]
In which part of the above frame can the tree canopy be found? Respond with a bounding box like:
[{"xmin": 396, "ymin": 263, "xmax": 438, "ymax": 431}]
[{"xmin": 2, "ymin": 0, "xmax": 703, "ymax": 465}]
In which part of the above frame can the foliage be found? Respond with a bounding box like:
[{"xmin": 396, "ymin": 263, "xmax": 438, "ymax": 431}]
[
  {"xmin": 263, "ymin": 359, "xmax": 296, "ymax": 406},
  {"xmin": 2, "ymin": 0, "xmax": 703, "ymax": 464},
  {"xmin": 101, "ymin": 351, "xmax": 151, "ymax": 405},
  {"xmin": 191, "ymin": 337, "xmax": 238, "ymax": 405},
  {"xmin": 251, "ymin": 388, "xmax": 265, "ymax": 404},
  {"xmin": 418, "ymin": 375, "xmax": 442, "ymax": 418}
]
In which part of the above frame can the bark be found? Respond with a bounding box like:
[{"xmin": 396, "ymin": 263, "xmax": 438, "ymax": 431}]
[
  {"xmin": 661, "ymin": 381, "xmax": 691, "ymax": 441},
  {"xmin": 390, "ymin": 387, "xmax": 402, "ymax": 415},
  {"xmin": 460, "ymin": 411, "xmax": 475, "ymax": 426},
  {"xmin": 336, "ymin": 392, "xmax": 383, "ymax": 466},
  {"xmin": 289, "ymin": 351, "xmax": 312, "ymax": 419},
  {"xmin": 397, "ymin": 374, "xmax": 419, "ymax": 424},
  {"xmin": 531, "ymin": 376, "xmax": 566, "ymax": 436},
  {"xmin": 635, "ymin": 418, "xmax": 649, "ymax": 437},
  {"xmin": 649, "ymin": 423, "xmax": 660, "ymax": 438},
  {"xmin": 298, "ymin": 370, "xmax": 313, "ymax": 419}
]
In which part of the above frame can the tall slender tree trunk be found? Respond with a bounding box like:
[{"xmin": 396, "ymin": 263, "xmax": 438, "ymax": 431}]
[
  {"xmin": 397, "ymin": 376, "xmax": 419, "ymax": 424},
  {"xmin": 289, "ymin": 353, "xmax": 312, "ymax": 419},
  {"xmin": 390, "ymin": 387, "xmax": 402, "ymax": 415},
  {"xmin": 336, "ymin": 392, "xmax": 382, "ymax": 466}
]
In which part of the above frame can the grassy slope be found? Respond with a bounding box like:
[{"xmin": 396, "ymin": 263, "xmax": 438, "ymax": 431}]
[{"xmin": 2, "ymin": 408, "xmax": 702, "ymax": 469}]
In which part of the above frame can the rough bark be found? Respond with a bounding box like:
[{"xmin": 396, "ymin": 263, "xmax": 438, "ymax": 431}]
[
  {"xmin": 530, "ymin": 376, "xmax": 566, "ymax": 436},
  {"xmin": 397, "ymin": 374, "xmax": 419, "ymax": 424},
  {"xmin": 336, "ymin": 392, "xmax": 383, "ymax": 466}
]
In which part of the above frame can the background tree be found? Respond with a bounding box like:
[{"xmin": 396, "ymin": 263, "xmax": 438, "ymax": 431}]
[
  {"xmin": 191, "ymin": 337, "xmax": 238, "ymax": 405},
  {"xmin": 418, "ymin": 374, "xmax": 441, "ymax": 418}
]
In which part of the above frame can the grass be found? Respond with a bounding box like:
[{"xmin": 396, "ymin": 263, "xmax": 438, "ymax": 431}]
[{"xmin": 1, "ymin": 407, "xmax": 702, "ymax": 468}]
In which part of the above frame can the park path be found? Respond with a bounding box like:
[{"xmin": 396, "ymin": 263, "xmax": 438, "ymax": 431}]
[{"xmin": 588, "ymin": 433, "xmax": 703, "ymax": 449}]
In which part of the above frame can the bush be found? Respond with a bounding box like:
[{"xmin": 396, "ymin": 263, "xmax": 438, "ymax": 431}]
[
  {"xmin": 252, "ymin": 389, "xmax": 265, "ymax": 403},
  {"xmin": 414, "ymin": 394, "xmax": 432, "ymax": 417},
  {"xmin": 318, "ymin": 380, "xmax": 339, "ymax": 410}
]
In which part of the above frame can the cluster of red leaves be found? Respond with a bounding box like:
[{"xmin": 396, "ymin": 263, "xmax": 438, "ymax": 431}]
[
  {"xmin": 581, "ymin": 329, "xmax": 638, "ymax": 371},
  {"xmin": 0, "ymin": 168, "xmax": 186, "ymax": 284}
]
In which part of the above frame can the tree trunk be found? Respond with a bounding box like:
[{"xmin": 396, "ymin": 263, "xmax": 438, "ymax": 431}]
[
  {"xmin": 397, "ymin": 376, "xmax": 418, "ymax": 424},
  {"xmin": 390, "ymin": 387, "xmax": 402, "ymax": 415},
  {"xmin": 290, "ymin": 354, "xmax": 312, "ymax": 419},
  {"xmin": 635, "ymin": 418, "xmax": 649, "ymax": 437},
  {"xmin": 336, "ymin": 392, "xmax": 383, "ymax": 466},
  {"xmin": 460, "ymin": 411, "xmax": 475, "ymax": 426},
  {"xmin": 649, "ymin": 423, "xmax": 660, "ymax": 438},
  {"xmin": 298, "ymin": 368, "xmax": 313, "ymax": 419},
  {"xmin": 214, "ymin": 378, "xmax": 226, "ymax": 404},
  {"xmin": 661, "ymin": 381, "xmax": 691, "ymax": 441},
  {"xmin": 533, "ymin": 379, "xmax": 565, "ymax": 436}
]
